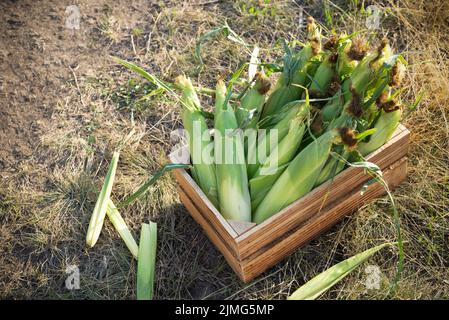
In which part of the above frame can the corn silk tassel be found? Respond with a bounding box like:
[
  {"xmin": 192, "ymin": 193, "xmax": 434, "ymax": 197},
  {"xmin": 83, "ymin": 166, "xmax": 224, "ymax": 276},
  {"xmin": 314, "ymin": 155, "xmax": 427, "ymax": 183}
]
[
  {"xmin": 175, "ymin": 76, "xmax": 219, "ymax": 208},
  {"xmin": 261, "ymin": 17, "xmax": 321, "ymax": 119},
  {"xmin": 214, "ymin": 81, "xmax": 252, "ymax": 221}
]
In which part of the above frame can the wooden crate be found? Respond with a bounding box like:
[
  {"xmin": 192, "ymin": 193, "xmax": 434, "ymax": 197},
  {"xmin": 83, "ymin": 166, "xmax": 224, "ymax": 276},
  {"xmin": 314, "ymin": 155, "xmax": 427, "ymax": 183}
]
[{"xmin": 171, "ymin": 124, "xmax": 410, "ymax": 282}]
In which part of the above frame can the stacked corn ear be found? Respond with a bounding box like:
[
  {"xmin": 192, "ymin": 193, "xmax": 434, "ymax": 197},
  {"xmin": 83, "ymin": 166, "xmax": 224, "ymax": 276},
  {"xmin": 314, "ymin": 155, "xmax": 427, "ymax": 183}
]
[
  {"xmin": 247, "ymin": 100, "xmax": 303, "ymax": 178},
  {"xmin": 175, "ymin": 75, "xmax": 219, "ymax": 208},
  {"xmin": 236, "ymin": 72, "xmax": 271, "ymax": 128},
  {"xmin": 308, "ymin": 35, "xmax": 339, "ymax": 99},
  {"xmin": 261, "ymin": 17, "xmax": 321, "ymax": 119},
  {"xmin": 358, "ymin": 89, "xmax": 403, "ymax": 156},
  {"xmin": 253, "ymin": 129, "xmax": 342, "ymax": 223},
  {"xmin": 175, "ymin": 27, "xmax": 406, "ymax": 224},
  {"xmin": 314, "ymin": 144, "xmax": 350, "ymax": 187},
  {"xmin": 214, "ymin": 81, "xmax": 252, "ymax": 222},
  {"xmin": 249, "ymin": 103, "xmax": 309, "ymax": 211},
  {"xmin": 336, "ymin": 36, "xmax": 368, "ymax": 80}
]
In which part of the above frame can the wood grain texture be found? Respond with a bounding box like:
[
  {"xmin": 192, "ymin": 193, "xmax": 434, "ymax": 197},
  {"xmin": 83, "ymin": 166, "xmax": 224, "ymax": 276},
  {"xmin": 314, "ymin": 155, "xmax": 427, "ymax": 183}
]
[
  {"xmin": 239, "ymin": 157, "xmax": 408, "ymax": 281},
  {"xmin": 235, "ymin": 125, "xmax": 410, "ymax": 260},
  {"xmin": 172, "ymin": 168, "xmax": 239, "ymax": 244},
  {"xmin": 178, "ymin": 188, "xmax": 243, "ymax": 278}
]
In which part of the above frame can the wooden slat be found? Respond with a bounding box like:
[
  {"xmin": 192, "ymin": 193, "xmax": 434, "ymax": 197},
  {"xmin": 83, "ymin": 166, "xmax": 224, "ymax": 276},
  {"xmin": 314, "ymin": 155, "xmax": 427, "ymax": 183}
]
[
  {"xmin": 172, "ymin": 168, "xmax": 239, "ymax": 244},
  {"xmin": 235, "ymin": 125, "xmax": 410, "ymax": 260},
  {"xmin": 178, "ymin": 189, "xmax": 243, "ymax": 278},
  {"xmin": 239, "ymin": 157, "xmax": 408, "ymax": 282}
]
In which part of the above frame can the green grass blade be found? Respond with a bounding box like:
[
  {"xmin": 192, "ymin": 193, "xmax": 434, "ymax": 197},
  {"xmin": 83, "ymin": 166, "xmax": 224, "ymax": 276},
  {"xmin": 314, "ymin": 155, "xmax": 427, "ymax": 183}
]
[
  {"xmin": 86, "ymin": 151, "xmax": 120, "ymax": 247},
  {"xmin": 288, "ymin": 242, "xmax": 397, "ymax": 300},
  {"xmin": 112, "ymin": 57, "xmax": 194, "ymax": 111},
  {"xmin": 106, "ymin": 199, "xmax": 139, "ymax": 259},
  {"xmin": 195, "ymin": 22, "xmax": 248, "ymax": 69},
  {"xmin": 118, "ymin": 163, "xmax": 190, "ymax": 208},
  {"xmin": 137, "ymin": 222, "xmax": 157, "ymax": 300}
]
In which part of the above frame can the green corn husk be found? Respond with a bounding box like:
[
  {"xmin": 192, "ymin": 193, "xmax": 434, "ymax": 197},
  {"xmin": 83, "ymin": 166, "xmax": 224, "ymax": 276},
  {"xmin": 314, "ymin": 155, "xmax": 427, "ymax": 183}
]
[
  {"xmin": 314, "ymin": 146, "xmax": 349, "ymax": 187},
  {"xmin": 214, "ymin": 87, "xmax": 251, "ymax": 222},
  {"xmin": 358, "ymin": 108, "xmax": 402, "ymax": 156},
  {"xmin": 136, "ymin": 222, "xmax": 157, "ymax": 300},
  {"xmin": 288, "ymin": 242, "xmax": 396, "ymax": 300},
  {"xmin": 250, "ymin": 115, "xmax": 306, "ymax": 211},
  {"xmin": 236, "ymin": 73, "xmax": 271, "ymax": 128},
  {"xmin": 214, "ymin": 79, "xmax": 227, "ymax": 127},
  {"xmin": 106, "ymin": 200, "xmax": 139, "ymax": 259},
  {"xmin": 247, "ymin": 101, "xmax": 304, "ymax": 178},
  {"xmin": 321, "ymin": 90, "xmax": 344, "ymax": 123},
  {"xmin": 176, "ymin": 76, "xmax": 219, "ymax": 208},
  {"xmin": 326, "ymin": 43, "xmax": 394, "ymax": 133},
  {"xmin": 261, "ymin": 18, "xmax": 321, "ymax": 119},
  {"xmin": 86, "ymin": 151, "xmax": 120, "ymax": 248},
  {"xmin": 336, "ymin": 37, "xmax": 368, "ymax": 79},
  {"xmin": 342, "ymin": 41, "xmax": 392, "ymax": 101},
  {"xmin": 309, "ymin": 53, "xmax": 337, "ymax": 98},
  {"xmin": 336, "ymin": 41, "xmax": 357, "ymax": 79},
  {"xmin": 253, "ymin": 129, "xmax": 338, "ymax": 223}
]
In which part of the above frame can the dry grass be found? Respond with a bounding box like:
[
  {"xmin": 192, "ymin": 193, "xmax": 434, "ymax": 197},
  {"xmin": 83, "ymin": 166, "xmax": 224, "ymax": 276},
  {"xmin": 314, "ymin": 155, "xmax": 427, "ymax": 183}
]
[{"xmin": 0, "ymin": 0, "xmax": 447, "ymax": 299}]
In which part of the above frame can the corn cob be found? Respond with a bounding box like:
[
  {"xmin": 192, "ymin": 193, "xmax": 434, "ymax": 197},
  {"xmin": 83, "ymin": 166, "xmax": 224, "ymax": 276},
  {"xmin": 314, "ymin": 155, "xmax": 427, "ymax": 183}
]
[
  {"xmin": 214, "ymin": 83, "xmax": 251, "ymax": 222},
  {"xmin": 236, "ymin": 72, "xmax": 271, "ymax": 128},
  {"xmin": 261, "ymin": 17, "xmax": 321, "ymax": 119},
  {"xmin": 309, "ymin": 36, "xmax": 339, "ymax": 99},
  {"xmin": 358, "ymin": 96, "xmax": 402, "ymax": 156},
  {"xmin": 176, "ymin": 76, "xmax": 219, "ymax": 208},
  {"xmin": 253, "ymin": 129, "xmax": 339, "ymax": 223},
  {"xmin": 336, "ymin": 37, "xmax": 368, "ymax": 79},
  {"xmin": 247, "ymin": 101, "xmax": 304, "ymax": 178},
  {"xmin": 314, "ymin": 145, "xmax": 349, "ymax": 186},
  {"xmin": 250, "ymin": 113, "xmax": 307, "ymax": 211}
]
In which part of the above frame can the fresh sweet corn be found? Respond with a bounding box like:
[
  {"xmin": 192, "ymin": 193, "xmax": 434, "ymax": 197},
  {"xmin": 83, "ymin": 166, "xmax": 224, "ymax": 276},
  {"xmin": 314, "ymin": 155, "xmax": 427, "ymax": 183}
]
[
  {"xmin": 236, "ymin": 72, "xmax": 271, "ymax": 128},
  {"xmin": 176, "ymin": 76, "xmax": 219, "ymax": 208},
  {"xmin": 261, "ymin": 17, "xmax": 321, "ymax": 119},
  {"xmin": 253, "ymin": 129, "xmax": 339, "ymax": 223},
  {"xmin": 358, "ymin": 106, "xmax": 402, "ymax": 156},
  {"xmin": 250, "ymin": 114, "xmax": 307, "ymax": 212},
  {"xmin": 247, "ymin": 101, "xmax": 304, "ymax": 178},
  {"xmin": 214, "ymin": 82, "xmax": 252, "ymax": 222}
]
